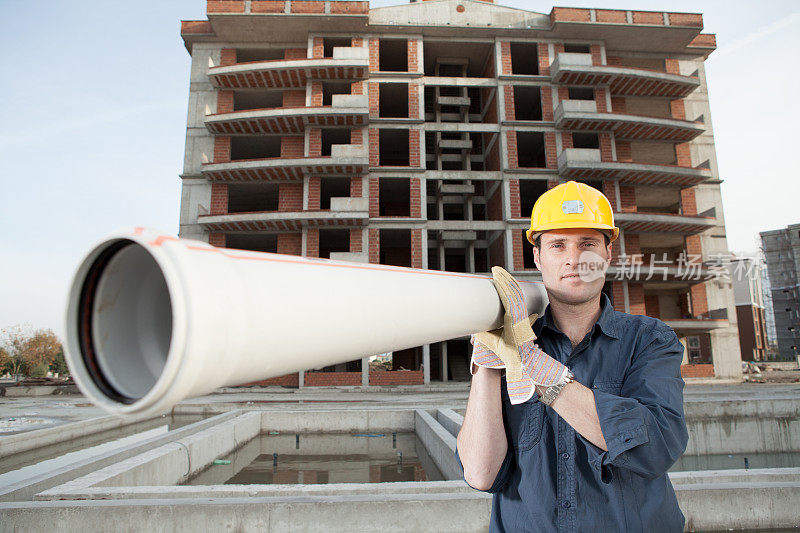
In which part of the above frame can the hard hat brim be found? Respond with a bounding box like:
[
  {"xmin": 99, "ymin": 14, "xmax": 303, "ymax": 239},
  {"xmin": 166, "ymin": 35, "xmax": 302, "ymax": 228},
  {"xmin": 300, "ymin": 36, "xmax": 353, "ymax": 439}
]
[{"xmin": 526, "ymin": 222, "xmax": 619, "ymax": 245}]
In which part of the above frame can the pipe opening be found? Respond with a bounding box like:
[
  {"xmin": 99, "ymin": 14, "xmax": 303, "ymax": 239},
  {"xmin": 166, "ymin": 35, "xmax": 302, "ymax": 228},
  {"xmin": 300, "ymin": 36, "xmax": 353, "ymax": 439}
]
[{"xmin": 78, "ymin": 240, "xmax": 172, "ymax": 403}]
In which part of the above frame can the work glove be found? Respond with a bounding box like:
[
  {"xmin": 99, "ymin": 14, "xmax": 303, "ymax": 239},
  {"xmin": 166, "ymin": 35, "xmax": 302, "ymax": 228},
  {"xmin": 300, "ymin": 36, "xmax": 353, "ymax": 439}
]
[{"xmin": 470, "ymin": 266, "xmax": 569, "ymax": 404}]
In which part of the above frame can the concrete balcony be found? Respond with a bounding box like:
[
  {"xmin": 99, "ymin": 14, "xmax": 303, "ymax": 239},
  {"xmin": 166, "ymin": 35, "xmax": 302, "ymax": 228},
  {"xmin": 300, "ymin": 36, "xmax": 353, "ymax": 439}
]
[
  {"xmin": 328, "ymin": 252, "xmax": 369, "ymax": 263},
  {"xmin": 616, "ymin": 211, "xmax": 716, "ymax": 235},
  {"xmin": 551, "ymin": 53, "xmax": 700, "ymax": 98},
  {"xmin": 205, "ymin": 94, "xmax": 369, "ymax": 135},
  {"xmin": 437, "ymin": 182, "xmax": 475, "ymax": 195},
  {"xmin": 554, "ymin": 100, "xmax": 705, "ymax": 142},
  {"xmin": 558, "ymin": 148, "xmax": 711, "ymax": 188},
  {"xmin": 201, "ymin": 145, "xmax": 368, "ymax": 182},
  {"xmin": 198, "ymin": 198, "xmax": 369, "ymax": 232},
  {"xmin": 663, "ymin": 318, "xmax": 729, "ymax": 332},
  {"xmin": 437, "ymin": 230, "xmax": 477, "ymax": 241},
  {"xmin": 436, "ymin": 96, "xmax": 471, "ymax": 107},
  {"xmin": 209, "ymin": 47, "xmax": 369, "ymax": 89}
]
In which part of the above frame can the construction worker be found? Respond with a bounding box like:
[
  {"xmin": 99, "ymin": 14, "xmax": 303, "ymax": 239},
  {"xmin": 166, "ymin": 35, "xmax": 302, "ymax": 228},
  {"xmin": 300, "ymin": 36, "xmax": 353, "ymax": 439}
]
[{"xmin": 455, "ymin": 181, "xmax": 688, "ymax": 532}]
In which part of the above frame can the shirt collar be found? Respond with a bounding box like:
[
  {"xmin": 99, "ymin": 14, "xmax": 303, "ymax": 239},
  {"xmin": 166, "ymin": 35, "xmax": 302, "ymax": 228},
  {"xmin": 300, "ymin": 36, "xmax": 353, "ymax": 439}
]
[{"xmin": 533, "ymin": 292, "xmax": 619, "ymax": 340}]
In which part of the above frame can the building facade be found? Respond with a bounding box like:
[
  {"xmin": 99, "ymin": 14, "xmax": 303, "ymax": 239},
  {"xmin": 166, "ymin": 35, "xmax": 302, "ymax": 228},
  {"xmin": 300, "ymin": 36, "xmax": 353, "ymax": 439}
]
[
  {"xmin": 760, "ymin": 223, "xmax": 800, "ymax": 361},
  {"xmin": 178, "ymin": 0, "xmax": 742, "ymax": 385}
]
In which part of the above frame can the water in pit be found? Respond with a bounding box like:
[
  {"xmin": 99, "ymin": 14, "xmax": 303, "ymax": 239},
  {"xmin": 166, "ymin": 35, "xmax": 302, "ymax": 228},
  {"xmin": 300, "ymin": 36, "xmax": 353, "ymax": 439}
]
[{"xmin": 184, "ymin": 432, "xmax": 443, "ymax": 486}]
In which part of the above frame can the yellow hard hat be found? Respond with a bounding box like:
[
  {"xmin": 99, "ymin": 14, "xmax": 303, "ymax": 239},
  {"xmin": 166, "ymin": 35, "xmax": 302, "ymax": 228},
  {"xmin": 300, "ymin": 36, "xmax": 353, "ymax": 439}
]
[{"xmin": 526, "ymin": 180, "xmax": 619, "ymax": 245}]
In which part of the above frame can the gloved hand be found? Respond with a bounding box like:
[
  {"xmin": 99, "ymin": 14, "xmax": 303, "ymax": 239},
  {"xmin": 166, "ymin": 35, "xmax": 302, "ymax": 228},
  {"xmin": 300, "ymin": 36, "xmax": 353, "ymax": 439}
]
[{"xmin": 470, "ymin": 266, "xmax": 569, "ymax": 404}]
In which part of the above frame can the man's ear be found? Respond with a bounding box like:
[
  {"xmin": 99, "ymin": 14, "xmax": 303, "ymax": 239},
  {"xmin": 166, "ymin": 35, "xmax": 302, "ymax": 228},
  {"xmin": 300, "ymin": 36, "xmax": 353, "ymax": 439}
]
[
  {"xmin": 533, "ymin": 245, "xmax": 541, "ymax": 271},
  {"xmin": 606, "ymin": 242, "xmax": 613, "ymax": 263}
]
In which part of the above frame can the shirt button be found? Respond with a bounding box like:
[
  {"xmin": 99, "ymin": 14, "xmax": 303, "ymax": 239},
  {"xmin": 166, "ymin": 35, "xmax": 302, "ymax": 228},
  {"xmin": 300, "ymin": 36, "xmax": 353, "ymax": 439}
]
[
  {"xmin": 561, "ymin": 452, "xmax": 570, "ymax": 460},
  {"xmin": 562, "ymin": 500, "xmax": 571, "ymax": 509}
]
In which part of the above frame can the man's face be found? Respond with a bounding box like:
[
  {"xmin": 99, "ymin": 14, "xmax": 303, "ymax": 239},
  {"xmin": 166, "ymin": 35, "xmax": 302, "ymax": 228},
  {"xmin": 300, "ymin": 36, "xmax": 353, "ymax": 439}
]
[{"xmin": 532, "ymin": 228, "xmax": 612, "ymax": 305}]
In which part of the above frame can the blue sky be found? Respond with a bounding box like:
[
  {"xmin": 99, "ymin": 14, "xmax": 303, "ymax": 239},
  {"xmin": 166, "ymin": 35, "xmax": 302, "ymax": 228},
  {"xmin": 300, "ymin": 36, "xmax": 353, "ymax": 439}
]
[{"xmin": 1, "ymin": 1, "xmax": 798, "ymax": 339}]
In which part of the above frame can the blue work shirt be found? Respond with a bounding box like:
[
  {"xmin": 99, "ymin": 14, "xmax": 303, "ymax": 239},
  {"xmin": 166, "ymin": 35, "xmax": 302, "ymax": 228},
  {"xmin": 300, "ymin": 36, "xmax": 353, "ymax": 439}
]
[{"xmin": 455, "ymin": 292, "xmax": 688, "ymax": 532}]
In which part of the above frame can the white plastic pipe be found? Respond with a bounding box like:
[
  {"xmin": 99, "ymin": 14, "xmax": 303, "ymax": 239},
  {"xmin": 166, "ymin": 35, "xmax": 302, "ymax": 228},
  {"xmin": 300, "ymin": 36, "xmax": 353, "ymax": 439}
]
[{"xmin": 64, "ymin": 227, "xmax": 548, "ymax": 416}]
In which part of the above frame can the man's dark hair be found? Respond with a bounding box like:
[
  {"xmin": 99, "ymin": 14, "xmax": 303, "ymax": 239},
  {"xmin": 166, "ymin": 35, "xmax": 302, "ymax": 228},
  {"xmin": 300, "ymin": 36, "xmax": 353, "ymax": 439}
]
[{"xmin": 533, "ymin": 232, "xmax": 611, "ymax": 250}]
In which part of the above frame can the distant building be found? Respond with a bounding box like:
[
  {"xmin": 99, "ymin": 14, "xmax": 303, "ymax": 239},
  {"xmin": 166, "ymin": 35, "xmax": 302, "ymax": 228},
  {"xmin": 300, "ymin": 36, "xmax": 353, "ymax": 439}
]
[
  {"xmin": 760, "ymin": 223, "xmax": 800, "ymax": 360},
  {"xmin": 730, "ymin": 256, "xmax": 769, "ymax": 361}
]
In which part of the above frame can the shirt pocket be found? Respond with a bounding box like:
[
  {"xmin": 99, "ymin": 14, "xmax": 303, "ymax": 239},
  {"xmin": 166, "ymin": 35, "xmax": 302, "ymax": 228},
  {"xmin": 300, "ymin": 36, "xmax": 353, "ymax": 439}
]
[
  {"xmin": 591, "ymin": 379, "xmax": 623, "ymax": 395},
  {"xmin": 503, "ymin": 395, "xmax": 545, "ymax": 452}
]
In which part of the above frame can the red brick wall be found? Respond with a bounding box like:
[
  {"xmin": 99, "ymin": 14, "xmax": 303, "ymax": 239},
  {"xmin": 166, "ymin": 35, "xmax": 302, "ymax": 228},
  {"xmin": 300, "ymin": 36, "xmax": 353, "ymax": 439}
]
[
  {"xmin": 411, "ymin": 229, "xmax": 423, "ymax": 269},
  {"xmin": 277, "ymin": 233, "xmax": 302, "ymax": 255},
  {"xmin": 681, "ymin": 363, "xmax": 714, "ymax": 378},
  {"xmin": 508, "ymin": 179, "xmax": 521, "ymax": 218},
  {"xmin": 595, "ymin": 87, "xmax": 608, "ymax": 112},
  {"xmin": 310, "ymin": 81, "xmax": 323, "ymax": 107},
  {"xmin": 210, "ymin": 183, "xmax": 228, "ymax": 215},
  {"xmin": 308, "ymin": 177, "xmax": 321, "ymax": 209},
  {"xmin": 408, "ymin": 39, "xmax": 418, "ymax": 72},
  {"xmin": 541, "ymin": 86, "xmax": 554, "ymax": 121},
  {"xmin": 675, "ymin": 143, "xmax": 691, "ymax": 167},
  {"xmin": 305, "ymin": 372, "xmax": 361, "ymax": 386},
  {"xmin": 632, "ymin": 11, "xmax": 664, "ymax": 25},
  {"xmin": 278, "ymin": 183, "xmax": 303, "ymax": 211},
  {"xmin": 668, "ymin": 13, "xmax": 703, "ymax": 27},
  {"xmin": 589, "ymin": 44, "xmax": 601, "ymax": 65},
  {"xmin": 627, "ymin": 282, "xmax": 646, "ymax": 315},
  {"xmin": 368, "ymin": 177, "xmax": 379, "ymax": 217},
  {"xmin": 410, "ymin": 178, "xmax": 421, "ymax": 217},
  {"xmin": 209, "ymin": 233, "xmax": 226, "ymax": 247},
  {"xmin": 281, "ymin": 136, "xmax": 304, "ymax": 158},
  {"xmin": 311, "ymin": 36, "xmax": 324, "ymax": 59},
  {"xmin": 561, "ymin": 132, "xmax": 573, "ymax": 150},
  {"xmin": 503, "ymin": 85, "xmax": 515, "ymax": 121},
  {"xmin": 545, "ymin": 132, "xmax": 557, "ymax": 168},
  {"xmin": 370, "ymin": 370, "xmax": 424, "ymax": 385},
  {"xmin": 251, "ymin": 1, "xmax": 284, "ymax": 13},
  {"xmin": 369, "ymin": 82, "xmax": 379, "ymax": 118},
  {"xmin": 220, "ymin": 48, "xmax": 237, "ymax": 66},
  {"xmin": 308, "ymin": 128, "xmax": 321, "ymax": 157},
  {"xmin": 350, "ymin": 228, "xmax": 362, "ymax": 253},
  {"xmin": 619, "ymin": 185, "xmax": 636, "ymax": 212},
  {"xmin": 616, "ymin": 140, "xmax": 632, "ymax": 162},
  {"xmin": 670, "ymin": 99, "xmax": 686, "ymax": 120},
  {"xmin": 681, "ymin": 187, "xmax": 697, "ymax": 216},
  {"xmin": 350, "ymin": 176, "xmax": 362, "ymax": 198},
  {"xmin": 291, "ymin": 1, "xmax": 325, "ymax": 14},
  {"xmin": 217, "ymin": 90, "xmax": 234, "ymax": 113},
  {"xmin": 368, "ymin": 38, "xmax": 379, "ymax": 72},
  {"xmin": 331, "ymin": 1, "xmax": 369, "ymax": 14},
  {"xmin": 611, "ymin": 281, "xmax": 625, "ymax": 311},
  {"xmin": 599, "ymin": 133, "xmax": 613, "ymax": 162},
  {"xmin": 213, "ymin": 136, "xmax": 231, "ymax": 162},
  {"xmin": 369, "ymin": 228, "xmax": 380, "ymax": 263},
  {"xmin": 690, "ymin": 281, "xmax": 709, "ymax": 316},
  {"xmin": 500, "ymin": 41, "xmax": 512, "ymax": 75},
  {"xmin": 207, "ymin": 1, "xmax": 245, "ymax": 14},
  {"xmin": 538, "ymin": 42, "xmax": 550, "ymax": 76},
  {"xmin": 306, "ymin": 228, "xmax": 319, "ymax": 258},
  {"xmin": 409, "ymin": 83, "xmax": 419, "ymax": 119},
  {"xmin": 283, "ymin": 90, "xmax": 305, "ymax": 108},
  {"xmin": 410, "ymin": 130, "xmax": 420, "ymax": 167},
  {"xmin": 596, "ymin": 9, "xmax": 627, "ymax": 23},
  {"xmin": 369, "ymin": 128, "xmax": 379, "ymax": 167},
  {"xmin": 551, "ymin": 7, "xmax": 591, "ymax": 22}
]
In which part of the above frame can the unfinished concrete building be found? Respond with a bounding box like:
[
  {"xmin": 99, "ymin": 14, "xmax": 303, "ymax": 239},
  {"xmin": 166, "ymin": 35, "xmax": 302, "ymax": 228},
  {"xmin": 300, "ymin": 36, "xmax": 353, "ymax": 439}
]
[
  {"xmin": 760, "ymin": 224, "xmax": 800, "ymax": 361},
  {"xmin": 178, "ymin": 0, "xmax": 741, "ymax": 385}
]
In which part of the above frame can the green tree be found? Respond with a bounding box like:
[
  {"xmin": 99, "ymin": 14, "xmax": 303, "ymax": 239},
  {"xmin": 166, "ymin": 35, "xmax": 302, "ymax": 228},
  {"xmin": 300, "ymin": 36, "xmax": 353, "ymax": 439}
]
[{"xmin": 50, "ymin": 349, "xmax": 69, "ymax": 377}]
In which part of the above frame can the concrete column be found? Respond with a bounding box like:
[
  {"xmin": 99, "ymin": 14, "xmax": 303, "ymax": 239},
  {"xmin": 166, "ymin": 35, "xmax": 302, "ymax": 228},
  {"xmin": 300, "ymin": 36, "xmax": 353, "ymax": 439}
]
[
  {"xmin": 441, "ymin": 341, "xmax": 449, "ymax": 382},
  {"xmin": 439, "ymin": 240, "xmax": 445, "ymax": 271},
  {"xmin": 423, "ymin": 343, "xmax": 430, "ymax": 384},
  {"xmin": 361, "ymin": 357, "xmax": 369, "ymax": 387},
  {"xmin": 298, "ymin": 371, "xmax": 304, "ymax": 388}
]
